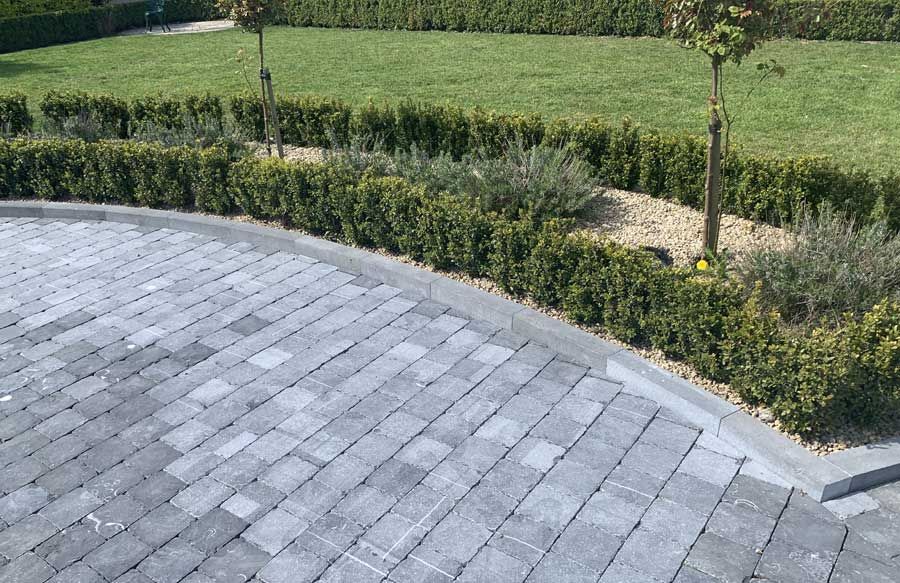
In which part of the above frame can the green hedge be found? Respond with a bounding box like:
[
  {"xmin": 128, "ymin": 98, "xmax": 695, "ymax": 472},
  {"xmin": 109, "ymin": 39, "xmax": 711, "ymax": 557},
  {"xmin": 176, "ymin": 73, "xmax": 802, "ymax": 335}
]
[
  {"xmin": 282, "ymin": 0, "xmax": 900, "ymax": 42},
  {"xmin": 1, "ymin": 137, "xmax": 897, "ymax": 436},
  {"xmin": 285, "ymin": 0, "xmax": 665, "ymax": 36},
  {"xmin": 36, "ymin": 91, "xmax": 227, "ymax": 139},
  {"xmin": 0, "ymin": 139, "xmax": 229, "ymax": 210},
  {"xmin": 0, "ymin": 0, "xmax": 93, "ymax": 19},
  {"xmin": 230, "ymin": 93, "xmax": 900, "ymax": 231},
  {"xmin": 13, "ymin": 89, "xmax": 900, "ymax": 230},
  {"xmin": 0, "ymin": 0, "xmax": 222, "ymax": 53},
  {"xmin": 130, "ymin": 93, "xmax": 225, "ymax": 133},
  {"xmin": 0, "ymin": 93, "xmax": 32, "ymax": 135}
]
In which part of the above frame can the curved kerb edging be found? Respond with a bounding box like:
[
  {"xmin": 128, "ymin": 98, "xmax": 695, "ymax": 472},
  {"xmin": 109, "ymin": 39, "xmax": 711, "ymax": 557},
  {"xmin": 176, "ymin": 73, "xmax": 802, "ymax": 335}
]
[{"xmin": 3, "ymin": 201, "xmax": 899, "ymax": 502}]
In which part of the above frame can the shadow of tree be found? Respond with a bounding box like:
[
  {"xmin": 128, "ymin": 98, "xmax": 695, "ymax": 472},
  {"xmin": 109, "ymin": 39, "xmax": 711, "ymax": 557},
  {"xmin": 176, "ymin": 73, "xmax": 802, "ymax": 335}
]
[{"xmin": 0, "ymin": 61, "xmax": 59, "ymax": 79}]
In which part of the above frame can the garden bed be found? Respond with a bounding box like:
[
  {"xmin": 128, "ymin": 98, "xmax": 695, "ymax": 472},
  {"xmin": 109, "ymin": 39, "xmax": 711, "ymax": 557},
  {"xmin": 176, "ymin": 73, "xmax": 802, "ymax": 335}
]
[{"xmin": 263, "ymin": 144, "xmax": 791, "ymax": 268}]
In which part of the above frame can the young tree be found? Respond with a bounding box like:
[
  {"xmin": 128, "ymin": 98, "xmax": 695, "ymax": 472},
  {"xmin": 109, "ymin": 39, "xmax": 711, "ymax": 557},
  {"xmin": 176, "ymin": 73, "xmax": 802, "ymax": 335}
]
[
  {"xmin": 663, "ymin": 0, "xmax": 772, "ymax": 257},
  {"xmin": 218, "ymin": 0, "xmax": 284, "ymax": 157}
]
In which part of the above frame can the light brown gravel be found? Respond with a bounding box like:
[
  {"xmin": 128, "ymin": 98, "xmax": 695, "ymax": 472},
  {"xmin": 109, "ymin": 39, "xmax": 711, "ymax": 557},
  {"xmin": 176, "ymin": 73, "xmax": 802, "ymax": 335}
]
[
  {"xmin": 252, "ymin": 144, "xmax": 325, "ymax": 163},
  {"xmin": 581, "ymin": 188, "xmax": 790, "ymax": 267}
]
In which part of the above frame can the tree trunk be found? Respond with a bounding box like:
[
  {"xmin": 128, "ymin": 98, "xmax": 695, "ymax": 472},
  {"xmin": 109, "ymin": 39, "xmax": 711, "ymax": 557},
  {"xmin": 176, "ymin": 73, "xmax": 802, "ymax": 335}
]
[
  {"xmin": 702, "ymin": 56, "xmax": 723, "ymax": 257},
  {"xmin": 264, "ymin": 71, "xmax": 284, "ymax": 158},
  {"xmin": 258, "ymin": 29, "xmax": 272, "ymax": 156}
]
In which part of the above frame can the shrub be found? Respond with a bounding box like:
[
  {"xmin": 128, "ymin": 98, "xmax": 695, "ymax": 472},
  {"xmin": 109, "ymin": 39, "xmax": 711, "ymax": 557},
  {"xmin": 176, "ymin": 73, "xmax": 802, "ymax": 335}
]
[
  {"xmin": 0, "ymin": 0, "xmax": 92, "ymax": 19},
  {"xmin": 0, "ymin": 93, "xmax": 32, "ymax": 136},
  {"xmin": 29, "ymin": 89, "xmax": 900, "ymax": 231},
  {"xmin": 0, "ymin": 138, "xmax": 229, "ymax": 209},
  {"xmin": 40, "ymin": 91, "xmax": 130, "ymax": 139},
  {"xmin": 418, "ymin": 193, "xmax": 495, "ymax": 275},
  {"xmin": 486, "ymin": 140, "xmax": 598, "ymax": 218},
  {"xmin": 738, "ymin": 204, "xmax": 900, "ymax": 326},
  {"xmin": 130, "ymin": 93, "xmax": 224, "ymax": 133},
  {"xmin": 385, "ymin": 141, "xmax": 598, "ymax": 219},
  {"xmin": 323, "ymin": 134, "xmax": 393, "ymax": 177},
  {"xmin": 282, "ymin": 0, "xmax": 900, "ymax": 42},
  {"xmin": 230, "ymin": 93, "xmax": 353, "ymax": 146}
]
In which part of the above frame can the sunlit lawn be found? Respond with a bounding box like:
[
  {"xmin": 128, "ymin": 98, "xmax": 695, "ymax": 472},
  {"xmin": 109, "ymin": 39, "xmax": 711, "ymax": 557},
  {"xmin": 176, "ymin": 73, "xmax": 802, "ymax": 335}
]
[{"xmin": 2, "ymin": 26, "xmax": 898, "ymax": 173}]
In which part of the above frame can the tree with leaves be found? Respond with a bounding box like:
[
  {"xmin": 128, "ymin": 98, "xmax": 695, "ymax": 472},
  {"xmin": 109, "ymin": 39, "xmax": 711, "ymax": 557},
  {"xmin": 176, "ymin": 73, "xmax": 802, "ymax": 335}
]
[
  {"xmin": 218, "ymin": 0, "xmax": 284, "ymax": 157},
  {"xmin": 663, "ymin": 0, "xmax": 776, "ymax": 257}
]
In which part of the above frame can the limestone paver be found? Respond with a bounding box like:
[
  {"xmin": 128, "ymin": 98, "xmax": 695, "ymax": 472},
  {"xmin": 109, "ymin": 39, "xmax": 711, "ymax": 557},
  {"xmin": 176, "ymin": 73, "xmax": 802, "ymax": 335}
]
[{"xmin": 0, "ymin": 218, "xmax": 898, "ymax": 583}]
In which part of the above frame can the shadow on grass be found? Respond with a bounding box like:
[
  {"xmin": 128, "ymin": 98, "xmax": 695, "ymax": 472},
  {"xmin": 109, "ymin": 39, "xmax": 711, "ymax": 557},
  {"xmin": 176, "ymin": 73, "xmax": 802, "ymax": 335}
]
[{"xmin": 0, "ymin": 61, "xmax": 59, "ymax": 79}]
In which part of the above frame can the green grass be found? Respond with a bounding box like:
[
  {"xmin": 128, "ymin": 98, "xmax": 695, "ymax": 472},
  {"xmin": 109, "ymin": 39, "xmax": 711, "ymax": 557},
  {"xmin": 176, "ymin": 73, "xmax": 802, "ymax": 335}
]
[{"xmin": 2, "ymin": 26, "xmax": 898, "ymax": 173}]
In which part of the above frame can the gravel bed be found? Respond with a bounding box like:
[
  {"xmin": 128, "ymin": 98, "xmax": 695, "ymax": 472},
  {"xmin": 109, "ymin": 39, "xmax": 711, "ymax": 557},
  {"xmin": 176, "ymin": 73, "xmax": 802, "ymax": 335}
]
[{"xmin": 581, "ymin": 188, "xmax": 790, "ymax": 267}]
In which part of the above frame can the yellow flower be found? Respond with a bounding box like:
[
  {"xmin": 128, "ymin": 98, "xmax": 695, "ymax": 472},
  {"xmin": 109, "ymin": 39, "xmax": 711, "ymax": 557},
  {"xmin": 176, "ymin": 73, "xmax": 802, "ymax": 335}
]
[{"xmin": 696, "ymin": 259, "xmax": 709, "ymax": 271}]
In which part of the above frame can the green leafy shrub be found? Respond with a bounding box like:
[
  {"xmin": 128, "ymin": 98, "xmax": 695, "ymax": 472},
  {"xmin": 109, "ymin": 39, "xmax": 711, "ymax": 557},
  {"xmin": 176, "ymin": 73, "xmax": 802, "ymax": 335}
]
[
  {"xmin": 0, "ymin": 93, "xmax": 32, "ymax": 136},
  {"xmin": 0, "ymin": 0, "xmax": 92, "ymax": 19},
  {"xmin": 28, "ymin": 89, "xmax": 900, "ymax": 231},
  {"xmin": 723, "ymin": 298, "xmax": 900, "ymax": 435},
  {"xmin": 40, "ymin": 90, "xmax": 130, "ymax": 139},
  {"xmin": 0, "ymin": 138, "xmax": 229, "ymax": 209},
  {"xmin": 285, "ymin": 0, "xmax": 665, "ymax": 36},
  {"xmin": 738, "ymin": 204, "xmax": 900, "ymax": 326},
  {"xmin": 130, "ymin": 93, "xmax": 224, "ymax": 133},
  {"xmin": 281, "ymin": 0, "xmax": 900, "ymax": 41},
  {"xmin": 230, "ymin": 93, "xmax": 353, "ymax": 146},
  {"xmin": 418, "ymin": 193, "xmax": 495, "ymax": 275},
  {"xmin": 226, "ymin": 91, "xmax": 900, "ymax": 232}
]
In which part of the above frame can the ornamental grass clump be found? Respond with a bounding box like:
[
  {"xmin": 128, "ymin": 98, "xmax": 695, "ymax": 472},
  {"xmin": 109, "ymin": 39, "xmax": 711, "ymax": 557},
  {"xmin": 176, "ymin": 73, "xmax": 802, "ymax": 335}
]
[
  {"xmin": 467, "ymin": 139, "xmax": 599, "ymax": 219},
  {"xmin": 389, "ymin": 140, "xmax": 598, "ymax": 219},
  {"xmin": 739, "ymin": 204, "xmax": 900, "ymax": 326}
]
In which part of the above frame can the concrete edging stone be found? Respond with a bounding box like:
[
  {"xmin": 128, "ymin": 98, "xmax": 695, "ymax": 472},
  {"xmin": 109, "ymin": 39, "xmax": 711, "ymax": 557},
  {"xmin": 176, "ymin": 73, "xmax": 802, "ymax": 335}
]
[{"xmin": 3, "ymin": 200, "xmax": 898, "ymax": 501}]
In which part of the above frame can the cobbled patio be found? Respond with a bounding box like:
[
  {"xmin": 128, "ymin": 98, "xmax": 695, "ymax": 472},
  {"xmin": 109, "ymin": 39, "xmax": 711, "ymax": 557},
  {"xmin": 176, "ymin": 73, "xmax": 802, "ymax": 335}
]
[{"xmin": 0, "ymin": 218, "xmax": 898, "ymax": 583}]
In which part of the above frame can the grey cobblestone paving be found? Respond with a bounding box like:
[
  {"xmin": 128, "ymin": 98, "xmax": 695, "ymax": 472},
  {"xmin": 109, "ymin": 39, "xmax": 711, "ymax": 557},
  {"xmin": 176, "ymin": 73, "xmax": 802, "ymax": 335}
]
[{"xmin": 0, "ymin": 218, "xmax": 899, "ymax": 583}]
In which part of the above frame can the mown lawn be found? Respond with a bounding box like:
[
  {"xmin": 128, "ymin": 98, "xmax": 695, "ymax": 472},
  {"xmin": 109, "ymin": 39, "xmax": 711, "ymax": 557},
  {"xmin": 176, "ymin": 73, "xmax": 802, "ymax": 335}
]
[{"xmin": 2, "ymin": 26, "xmax": 898, "ymax": 173}]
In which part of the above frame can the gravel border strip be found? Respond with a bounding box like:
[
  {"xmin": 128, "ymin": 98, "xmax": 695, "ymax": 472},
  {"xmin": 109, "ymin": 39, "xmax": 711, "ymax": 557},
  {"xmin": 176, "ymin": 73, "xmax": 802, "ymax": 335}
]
[{"xmin": 3, "ymin": 200, "xmax": 898, "ymax": 501}]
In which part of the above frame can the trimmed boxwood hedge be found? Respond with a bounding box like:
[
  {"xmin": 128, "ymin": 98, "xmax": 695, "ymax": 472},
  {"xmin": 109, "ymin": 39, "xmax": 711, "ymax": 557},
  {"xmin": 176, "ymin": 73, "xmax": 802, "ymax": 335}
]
[
  {"xmin": 10, "ymin": 89, "xmax": 900, "ymax": 231},
  {"xmin": 282, "ymin": 0, "xmax": 900, "ymax": 42},
  {"xmin": 1, "ymin": 137, "xmax": 898, "ymax": 437},
  {"xmin": 0, "ymin": 0, "xmax": 222, "ymax": 53},
  {"xmin": 0, "ymin": 93, "xmax": 32, "ymax": 135},
  {"xmin": 3, "ymin": 0, "xmax": 895, "ymax": 54},
  {"xmin": 229, "ymin": 93, "xmax": 900, "ymax": 232}
]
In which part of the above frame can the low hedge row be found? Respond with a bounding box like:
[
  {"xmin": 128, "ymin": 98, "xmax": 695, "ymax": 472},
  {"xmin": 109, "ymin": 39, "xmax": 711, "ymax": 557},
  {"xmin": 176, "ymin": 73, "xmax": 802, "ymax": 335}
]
[
  {"xmin": 1, "ymin": 137, "xmax": 897, "ymax": 436},
  {"xmin": 13, "ymin": 90, "xmax": 900, "ymax": 230},
  {"xmin": 0, "ymin": 93, "xmax": 32, "ymax": 135},
  {"xmin": 282, "ymin": 0, "xmax": 900, "ymax": 42},
  {"xmin": 38, "ymin": 91, "xmax": 225, "ymax": 138},
  {"xmin": 230, "ymin": 94, "xmax": 900, "ymax": 231},
  {"xmin": 0, "ymin": 0, "xmax": 222, "ymax": 53}
]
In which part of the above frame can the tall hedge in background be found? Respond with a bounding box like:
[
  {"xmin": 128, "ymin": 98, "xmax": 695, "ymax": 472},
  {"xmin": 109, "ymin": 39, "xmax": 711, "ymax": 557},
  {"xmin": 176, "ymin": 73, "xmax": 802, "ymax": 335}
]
[
  {"xmin": 281, "ymin": 0, "xmax": 900, "ymax": 41},
  {"xmin": 0, "ymin": 0, "xmax": 222, "ymax": 53}
]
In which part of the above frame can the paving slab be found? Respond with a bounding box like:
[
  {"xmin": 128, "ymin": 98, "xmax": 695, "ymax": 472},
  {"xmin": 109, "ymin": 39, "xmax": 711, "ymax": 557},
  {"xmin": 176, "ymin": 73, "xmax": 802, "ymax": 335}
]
[{"xmin": 0, "ymin": 218, "xmax": 897, "ymax": 583}]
